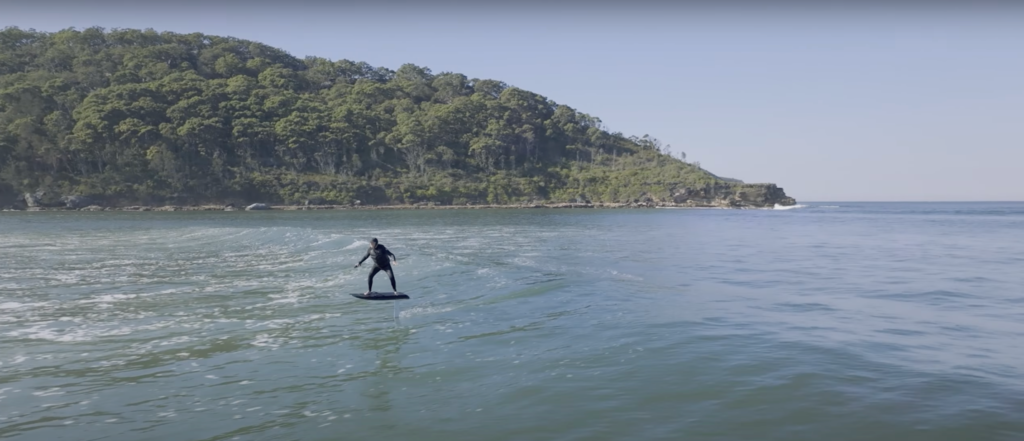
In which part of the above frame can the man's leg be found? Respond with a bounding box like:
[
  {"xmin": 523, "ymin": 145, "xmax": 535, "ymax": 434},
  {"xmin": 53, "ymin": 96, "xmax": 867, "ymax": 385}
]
[
  {"xmin": 366, "ymin": 265, "xmax": 382, "ymax": 294},
  {"xmin": 384, "ymin": 266, "xmax": 397, "ymax": 293}
]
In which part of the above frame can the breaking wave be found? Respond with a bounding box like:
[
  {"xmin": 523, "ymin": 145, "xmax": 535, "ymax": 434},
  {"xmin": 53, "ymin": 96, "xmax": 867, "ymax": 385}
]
[{"xmin": 773, "ymin": 204, "xmax": 808, "ymax": 210}]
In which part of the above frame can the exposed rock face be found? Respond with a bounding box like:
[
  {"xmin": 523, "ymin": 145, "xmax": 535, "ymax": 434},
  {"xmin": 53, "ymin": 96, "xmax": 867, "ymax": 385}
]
[
  {"xmin": 670, "ymin": 183, "xmax": 796, "ymax": 208},
  {"xmin": 21, "ymin": 190, "xmax": 64, "ymax": 208},
  {"xmin": 245, "ymin": 203, "xmax": 271, "ymax": 211},
  {"xmin": 23, "ymin": 192, "xmax": 43, "ymax": 207},
  {"xmin": 62, "ymin": 195, "xmax": 93, "ymax": 209}
]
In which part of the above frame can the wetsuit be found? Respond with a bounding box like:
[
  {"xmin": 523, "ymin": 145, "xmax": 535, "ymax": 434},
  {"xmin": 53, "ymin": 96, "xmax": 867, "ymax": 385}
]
[{"xmin": 358, "ymin": 244, "xmax": 396, "ymax": 292}]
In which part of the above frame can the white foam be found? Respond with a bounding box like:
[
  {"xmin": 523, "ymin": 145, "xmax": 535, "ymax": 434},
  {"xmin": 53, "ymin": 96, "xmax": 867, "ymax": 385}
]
[
  {"xmin": 4, "ymin": 320, "xmax": 179, "ymax": 343},
  {"xmin": 510, "ymin": 257, "xmax": 536, "ymax": 266},
  {"xmin": 608, "ymin": 270, "xmax": 643, "ymax": 281},
  {"xmin": 0, "ymin": 302, "xmax": 43, "ymax": 310},
  {"xmin": 32, "ymin": 388, "xmax": 64, "ymax": 397},
  {"xmin": 400, "ymin": 305, "xmax": 454, "ymax": 318},
  {"xmin": 251, "ymin": 334, "xmax": 285, "ymax": 348},
  {"xmin": 773, "ymin": 204, "xmax": 808, "ymax": 210},
  {"xmin": 78, "ymin": 294, "xmax": 138, "ymax": 304}
]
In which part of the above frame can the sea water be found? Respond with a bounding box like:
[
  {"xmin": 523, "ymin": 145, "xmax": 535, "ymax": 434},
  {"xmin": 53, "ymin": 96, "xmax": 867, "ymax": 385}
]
[{"xmin": 1, "ymin": 203, "xmax": 1023, "ymax": 440}]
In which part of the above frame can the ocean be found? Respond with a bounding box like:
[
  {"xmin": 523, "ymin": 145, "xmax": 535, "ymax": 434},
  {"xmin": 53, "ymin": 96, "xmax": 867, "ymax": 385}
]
[{"xmin": 1, "ymin": 203, "xmax": 1023, "ymax": 440}]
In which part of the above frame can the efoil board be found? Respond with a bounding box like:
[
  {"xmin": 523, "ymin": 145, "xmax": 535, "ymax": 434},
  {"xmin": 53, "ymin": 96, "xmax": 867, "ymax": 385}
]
[{"xmin": 350, "ymin": 292, "xmax": 410, "ymax": 301}]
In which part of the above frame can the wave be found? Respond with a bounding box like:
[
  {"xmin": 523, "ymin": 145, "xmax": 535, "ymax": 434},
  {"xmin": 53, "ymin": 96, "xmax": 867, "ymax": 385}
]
[
  {"xmin": 773, "ymin": 204, "xmax": 839, "ymax": 210},
  {"xmin": 773, "ymin": 204, "xmax": 808, "ymax": 210},
  {"xmin": 0, "ymin": 301, "xmax": 52, "ymax": 310},
  {"xmin": 342, "ymin": 240, "xmax": 369, "ymax": 250}
]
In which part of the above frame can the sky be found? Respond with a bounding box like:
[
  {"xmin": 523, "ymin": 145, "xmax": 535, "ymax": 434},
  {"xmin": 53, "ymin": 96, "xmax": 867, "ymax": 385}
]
[{"xmin": 3, "ymin": 1, "xmax": 1023, "ymax": 201}]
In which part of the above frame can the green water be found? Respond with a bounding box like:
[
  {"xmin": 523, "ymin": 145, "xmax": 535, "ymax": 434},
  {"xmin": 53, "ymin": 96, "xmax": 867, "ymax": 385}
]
[{"xmin": 2, "ymin": 204, "xmax": 1023, "ymax": 440}]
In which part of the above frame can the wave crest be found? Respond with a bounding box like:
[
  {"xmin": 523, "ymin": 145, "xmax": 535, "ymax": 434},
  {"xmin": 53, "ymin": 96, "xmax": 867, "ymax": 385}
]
[{"xmin": 773, "ymin": 204, "xmax": 808, "ymax": 210}]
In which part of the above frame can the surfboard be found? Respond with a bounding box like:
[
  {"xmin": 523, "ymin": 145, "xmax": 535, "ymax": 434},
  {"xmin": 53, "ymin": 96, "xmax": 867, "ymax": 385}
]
[{"xmin": 350, "ymin": 292, "xmax": 410, "ymax": 301}]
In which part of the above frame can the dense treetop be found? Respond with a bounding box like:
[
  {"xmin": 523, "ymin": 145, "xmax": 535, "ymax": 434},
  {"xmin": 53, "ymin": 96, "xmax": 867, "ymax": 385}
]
[{"xmin": 0, "ymin": 26, "xmax": 739, "ymax": 206}]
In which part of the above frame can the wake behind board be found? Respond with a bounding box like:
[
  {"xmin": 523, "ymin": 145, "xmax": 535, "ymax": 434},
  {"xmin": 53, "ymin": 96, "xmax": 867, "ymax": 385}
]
[{"xmin": 350, "ymin": 292, "xmax": 410, "ymax": 301}]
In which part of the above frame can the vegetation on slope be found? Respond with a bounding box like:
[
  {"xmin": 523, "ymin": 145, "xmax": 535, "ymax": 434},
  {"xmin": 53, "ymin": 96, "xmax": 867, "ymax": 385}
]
[{"xmin": 0, "ymin": 26, "xmax": 745, "ymax": 207}]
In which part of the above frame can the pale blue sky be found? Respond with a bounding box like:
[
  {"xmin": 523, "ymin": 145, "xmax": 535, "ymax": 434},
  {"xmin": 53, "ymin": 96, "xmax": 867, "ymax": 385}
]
[{"xmin": 4, "ymin": 2, "xmax": 1023, "ymax": 201}]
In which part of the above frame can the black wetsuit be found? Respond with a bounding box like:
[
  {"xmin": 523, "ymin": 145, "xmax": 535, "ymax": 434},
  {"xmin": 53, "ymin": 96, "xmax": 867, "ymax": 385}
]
[{"xmin": 358, "ymin": 244, "xmax": 396, "ymax": 292}]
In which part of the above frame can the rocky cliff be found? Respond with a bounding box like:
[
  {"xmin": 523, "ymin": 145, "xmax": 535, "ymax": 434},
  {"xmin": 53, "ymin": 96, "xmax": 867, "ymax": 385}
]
[{"xmin": 667, "ymin": 183, "xmax": 797, "ymax": 208}]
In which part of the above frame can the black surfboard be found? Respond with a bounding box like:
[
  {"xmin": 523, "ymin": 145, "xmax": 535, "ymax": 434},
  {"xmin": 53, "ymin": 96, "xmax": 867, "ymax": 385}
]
[{"xmin": 350, "ymin": 292, "xmax": 410, "ymax": 301}]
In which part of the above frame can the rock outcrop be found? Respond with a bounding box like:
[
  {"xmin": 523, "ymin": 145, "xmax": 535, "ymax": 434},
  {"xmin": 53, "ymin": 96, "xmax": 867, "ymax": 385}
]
[
  {"xmin": 22, "ymin": 192, "xmax": 43, "ymax": 207},
  {"xmin": 669, "ymin": 183, "xmax": 795, "ymax": 208},
  {"xmin": 30, "ymin": 191, "xmax": 67, "ymax": 207}
]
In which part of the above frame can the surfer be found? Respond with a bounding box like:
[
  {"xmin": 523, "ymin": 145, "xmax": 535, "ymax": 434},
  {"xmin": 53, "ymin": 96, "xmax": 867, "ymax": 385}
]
[{"xmin": 355, "ymin": 238, "xmax": 398, "ymax": 296}]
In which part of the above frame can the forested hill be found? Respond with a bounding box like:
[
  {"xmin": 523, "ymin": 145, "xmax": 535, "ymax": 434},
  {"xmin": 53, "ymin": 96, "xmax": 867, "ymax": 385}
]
[{"xmin": 0, "ymin": 27, "xmax": 795, "ymax": 208}]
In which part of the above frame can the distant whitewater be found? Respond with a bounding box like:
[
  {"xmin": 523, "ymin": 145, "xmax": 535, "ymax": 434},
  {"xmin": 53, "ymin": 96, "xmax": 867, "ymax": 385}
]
[{"xmin": 773, "ymin": 203, "xmax": 808, "ymax": 210}]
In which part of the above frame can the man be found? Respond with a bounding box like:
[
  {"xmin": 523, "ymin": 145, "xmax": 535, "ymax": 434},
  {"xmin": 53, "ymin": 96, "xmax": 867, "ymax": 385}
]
[{"xmin": 355, "ymin": 238, "xmax": 398, "ymax": 295}]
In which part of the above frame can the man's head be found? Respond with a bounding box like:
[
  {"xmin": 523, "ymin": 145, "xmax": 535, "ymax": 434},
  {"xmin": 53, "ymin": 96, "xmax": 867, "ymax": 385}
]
[{"xmin": 370, "ymin": 238, "xmax": 378, "ymax": 246}]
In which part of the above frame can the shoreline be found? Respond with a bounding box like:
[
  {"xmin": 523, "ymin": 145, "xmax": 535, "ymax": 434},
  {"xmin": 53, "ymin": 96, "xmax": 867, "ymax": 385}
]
[{"xmin": 3, "ymin": 202, "xmax": 789, "ymax": 212}]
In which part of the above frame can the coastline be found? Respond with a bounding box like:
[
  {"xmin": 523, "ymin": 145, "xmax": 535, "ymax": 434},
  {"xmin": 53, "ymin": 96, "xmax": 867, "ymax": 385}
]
[
  {"xmin": 7, "ymin": 184, "xmax": 796, "ymax": 213},
  {"xmin": 2, "ymin": 201, "xmax": 790, "ymax": 212}
]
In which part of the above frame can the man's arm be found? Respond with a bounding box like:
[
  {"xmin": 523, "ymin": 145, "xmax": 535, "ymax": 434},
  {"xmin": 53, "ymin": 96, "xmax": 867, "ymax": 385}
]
[
  {"xmin": 387, "ymin": 247, "xmax": 397, "ymax": 263},
  {"xmin": 356, "ymin": 249, "xmax": 370, "ymax": 266}
]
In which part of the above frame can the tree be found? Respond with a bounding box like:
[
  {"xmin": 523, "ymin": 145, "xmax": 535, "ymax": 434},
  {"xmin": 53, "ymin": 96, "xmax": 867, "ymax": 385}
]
[{"xmin": 0, "ymin": 26, "xmax": 737, "ymax": 207}]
